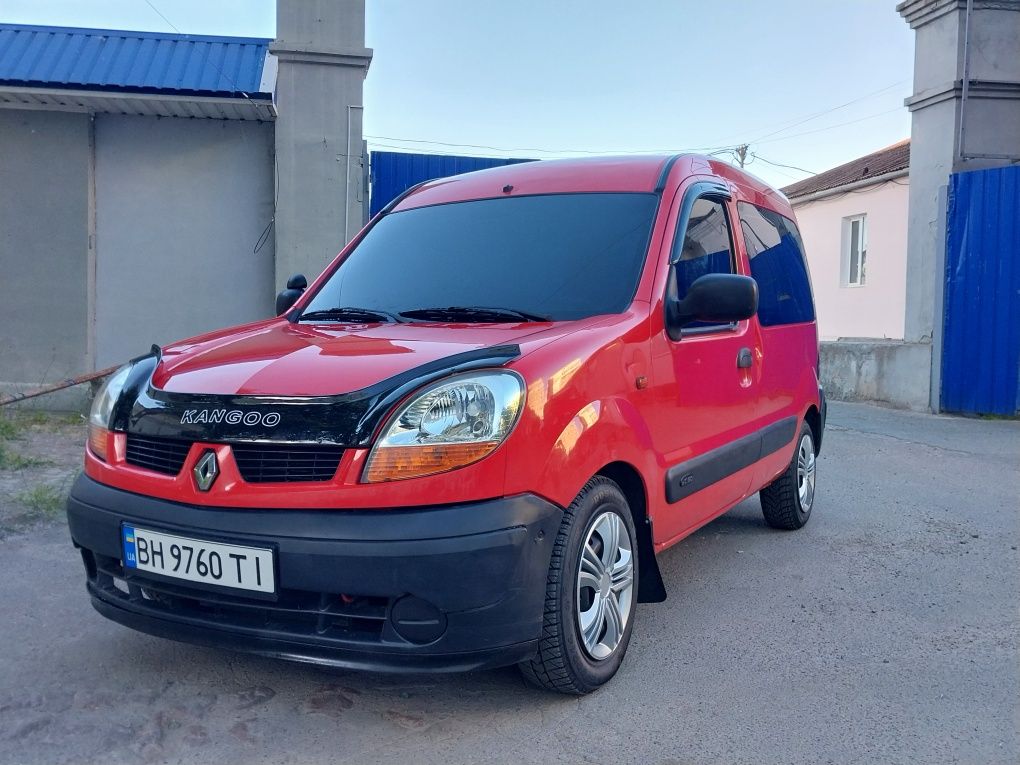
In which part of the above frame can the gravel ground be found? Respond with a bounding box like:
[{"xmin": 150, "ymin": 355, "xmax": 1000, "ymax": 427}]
[{"xmin": 0, "ymin": 401, "xmax": 1017, "ymax": 765}]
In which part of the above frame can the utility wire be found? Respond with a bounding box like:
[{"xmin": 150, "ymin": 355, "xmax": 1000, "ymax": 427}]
[
  {"xmin": 141, "ymin": 0, "xmax": 264, "ymax": 111},
  {"xmin": 364, "ymin": 79, "xmax": 909, "ymax": 159},
  {"xmin": 368, "ymin": 101, "xmax": 905, "ymax": 160},
  {"xmin": 142, "ymin": 0, "xmax": 277, "ymax": 255},
  {"xmin": 749, "ymin": 154, "xmax": 817, "ymax": 176},
  {"xmin": 753, "ymin": 106, "xmax": 905, "ymax": 145},
  {"xmin": 363, "ymin": 134, "xmax": 730, "ymax": 156},
  {"xmin": 745, "ymin": 80, "xmax": 908, "ymax": 144}
]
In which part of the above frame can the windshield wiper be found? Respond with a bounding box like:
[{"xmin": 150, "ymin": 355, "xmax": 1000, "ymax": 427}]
[
  {"xmin": 397, "ymin": 306, "xmax": 550, "ymax": 323},
  {"xmin": 299, "ymin": 307, "xmax": 406, "ymax": 324}
]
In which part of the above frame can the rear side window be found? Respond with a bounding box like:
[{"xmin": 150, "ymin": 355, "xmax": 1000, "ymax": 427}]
[
  {"xmin": 737, "ymin": 202, "xmax": 815, "ymax": 326},
  {"xmin": 672, "ymin": 197, "xmax": 734, "ymax": 301}
]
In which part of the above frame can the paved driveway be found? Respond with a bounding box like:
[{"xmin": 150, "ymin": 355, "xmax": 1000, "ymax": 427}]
[{"xmin": 1, "ymin": 402, "xmax": 1017, "ymax": 765}]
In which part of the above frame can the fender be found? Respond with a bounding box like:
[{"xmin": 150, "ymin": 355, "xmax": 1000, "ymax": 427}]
[{"xmin": 535, "ymin": 396, "xmax": 667, "ymax": 603}]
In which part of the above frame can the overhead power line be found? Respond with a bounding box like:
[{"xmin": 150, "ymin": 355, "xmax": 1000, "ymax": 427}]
[
  {"xmin": 362, "ymin": 134, "xmax": 729, "ymax": 156},
  {"xmin": 365, "ymin": 78, "xmax": 908, "ymax": 159},
  {"xmin": 745, "ymin": 80, "xmax": 908, "ymax": 144},
  {"xmin": 754, "ymin": 106, "xmax": 905, "ymax": 145},
  {"xmin": 367, "ymin": 102, "xmax": 906, "ymax": 162},
  {"xmin": 749, "ymin": 154, "xmax": 817, "ymax": 176}
]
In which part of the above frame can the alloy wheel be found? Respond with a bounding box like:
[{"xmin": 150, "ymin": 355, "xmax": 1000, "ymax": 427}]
[{"xmin": 576, "ymin": 510, "xmax": 635, "ymax": 660}]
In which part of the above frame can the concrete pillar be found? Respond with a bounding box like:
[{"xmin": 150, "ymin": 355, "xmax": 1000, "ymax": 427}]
[
  {"xmin": 897, "ymin": 0, "xmax": 1020, "ymax": 410},
  {"xmin": 271, "ymin": 0, "xmax": 372, "ymax": 287}
]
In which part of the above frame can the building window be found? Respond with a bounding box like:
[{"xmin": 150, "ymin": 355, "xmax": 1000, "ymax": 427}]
[{"xmin": 842, "ymin": 214, "xmax": 867, "ymax": 287}]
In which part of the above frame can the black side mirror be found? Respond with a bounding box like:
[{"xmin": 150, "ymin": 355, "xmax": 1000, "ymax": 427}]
[
  {"xmin": 275, "ymin": 273, "xmax": 307, "ymax": 315},
  {"xmin": 666, "ymin": 273, "xmax": 758, "ymax": 339}
]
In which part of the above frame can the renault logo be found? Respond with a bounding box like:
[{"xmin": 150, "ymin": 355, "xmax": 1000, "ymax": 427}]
[{"xmin": 193, "ymin": 450, "xmax": 219, "ymax": 492}]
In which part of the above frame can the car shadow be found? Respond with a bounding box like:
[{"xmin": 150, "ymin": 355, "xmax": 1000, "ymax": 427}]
[{"xmin": 103, "ymin": 496, "xmax": 781, "ymax": 712}]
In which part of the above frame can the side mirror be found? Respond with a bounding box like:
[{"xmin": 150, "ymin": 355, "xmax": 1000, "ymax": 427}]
[
  {"xmin": 666, "ymin": 273, "xmax": 758, "ymax": 339},
  {"xmin": 275, "ymin": 273, "xmax": 307, "ymax": 315}
]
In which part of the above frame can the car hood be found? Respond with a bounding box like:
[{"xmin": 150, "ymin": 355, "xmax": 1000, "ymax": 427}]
[{"xmin": 152, "ymin": 318, "xmax": 582, "ymax": 397}]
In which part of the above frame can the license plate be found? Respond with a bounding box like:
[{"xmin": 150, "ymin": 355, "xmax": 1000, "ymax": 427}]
[{"xmin": 122, "ymin": 525, "xmax": 275, "ymax": 594}]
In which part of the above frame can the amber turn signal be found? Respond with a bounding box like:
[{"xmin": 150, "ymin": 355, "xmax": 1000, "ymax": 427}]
[
  {"xmin": 363, "ymin": 442, "xmax": 499, "ymax": 483},
  {"xmin": 87, "ymin": 423, "xmax": 109, "ymax": 462}
]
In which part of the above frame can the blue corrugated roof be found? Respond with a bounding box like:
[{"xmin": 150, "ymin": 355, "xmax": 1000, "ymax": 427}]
[{"xmin": 0, "ymin": 23, "xmax": 271, "ymax": 98}]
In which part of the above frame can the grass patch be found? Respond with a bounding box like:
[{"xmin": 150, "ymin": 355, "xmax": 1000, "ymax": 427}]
[
  {"xmin": 22, "ymin": 411, "xmax": 83, "ymax": 427},
  {"xmin": 15, "ymin": 483, "xmax": 67, "ymax": 519},
  {"xmin": 0, "ymin": 418, "xmax": 19, "ymax": 440},
  {"xmin": 0, "ymin": 443, "xmax": 51, "ymax": 470},
  {"xmin": 0, "ymin": 411, "xmax": 83, "ymax": 441}
]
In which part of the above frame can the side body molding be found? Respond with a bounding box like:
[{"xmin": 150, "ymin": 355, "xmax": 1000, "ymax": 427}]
[{"xmin": 664, "ymin": 417, "xmax": 798, "ymax": 504}]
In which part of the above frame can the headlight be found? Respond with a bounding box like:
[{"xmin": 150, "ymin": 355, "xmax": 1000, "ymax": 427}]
[
  {"xmin": 87, "ymin": 363, "xmax": 132, "ymax": 461},
  {"xmin": 363, "ymin": 371, "xmax": 524, "ymax": 482}
]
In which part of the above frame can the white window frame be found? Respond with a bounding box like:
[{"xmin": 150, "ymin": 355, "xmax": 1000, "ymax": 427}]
[{"xmin": 841, "ymin": 214, "xmax": 867, "ymax": 287}]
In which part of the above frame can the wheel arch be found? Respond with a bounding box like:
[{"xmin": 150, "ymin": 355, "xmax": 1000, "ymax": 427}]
[
  {"xmin": 596, "ymin": 461, "xmax": 667, "ymax": 603},
  {"xmin": 804, "ymin": 404, "xmax": 822, "ymax": 455}
]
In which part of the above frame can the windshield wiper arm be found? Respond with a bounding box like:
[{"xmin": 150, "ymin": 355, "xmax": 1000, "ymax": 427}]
[
  {"xmin": 299, "ymin": 307, "xmax": 406, "ymax": 324},
  {"xmin": 398, "ymin": 306, "xmax": 550, "ymax": 323}
]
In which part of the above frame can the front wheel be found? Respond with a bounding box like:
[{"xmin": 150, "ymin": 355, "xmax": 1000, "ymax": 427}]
[
  {"xmin": 519, "ymin": 477, "xmax": 638, "ymax": 694},
  {"xmin": 760, "ymin": 421, "xmax": 816, "ymax": 530}
]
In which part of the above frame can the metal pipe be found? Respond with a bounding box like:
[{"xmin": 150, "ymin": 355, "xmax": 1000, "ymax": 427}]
[
  {"xmin": 0, "ymin": 365, "xmax": 119, "ymax": 407},
  {"xmin": 957, "ymin": 0, "xmax": 974, "ymax": 162},
  {"xmin": 344, "ymin": 104, "xmax": 364, "ymax": 243}
]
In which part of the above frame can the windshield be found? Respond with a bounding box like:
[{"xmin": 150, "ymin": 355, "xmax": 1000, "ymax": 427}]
[{"xmin": 300, "ymin": 193, "xmax": 658, "ymax": 322}]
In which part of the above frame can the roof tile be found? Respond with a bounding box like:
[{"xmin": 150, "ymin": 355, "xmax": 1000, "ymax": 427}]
[{"xmin": 782, "ymin": 140, "xmax": 910, "ymax": 199}]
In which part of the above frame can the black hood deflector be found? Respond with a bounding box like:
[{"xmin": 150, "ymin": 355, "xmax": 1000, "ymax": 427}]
[{"xmin": 113, "ymin": 344, "xmax": 522, "ymax": 447}]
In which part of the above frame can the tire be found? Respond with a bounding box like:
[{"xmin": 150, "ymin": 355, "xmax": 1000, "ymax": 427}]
[
  {"xmin": 760, "ymin": 421, "xmax": 817, "ymax": 530},
  {"xmin": 519, "ymin": 476, "xmax": 639, "ymax": 695}
]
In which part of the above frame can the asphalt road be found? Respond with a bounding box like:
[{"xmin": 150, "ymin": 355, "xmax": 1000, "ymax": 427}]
[{"xmin": 1, "ymin": 402, "xmax": 1017, "ymax": 765}]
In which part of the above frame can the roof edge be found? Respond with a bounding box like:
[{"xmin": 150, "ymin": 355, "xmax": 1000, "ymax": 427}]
[
  {"xmin": 787, "ymin": 168, "xmax": 909, "ymax": 205},
  {"xmin": 0, "ymin": 22, "xmax": 272, "ymax": 45}
]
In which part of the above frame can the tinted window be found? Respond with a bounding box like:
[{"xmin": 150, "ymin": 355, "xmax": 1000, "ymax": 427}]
[
  {"xmin": 738, "ymin": 202, "xmax": 815, "ymax": 326},
  {"xmin": 672, "ymin": 197, "xmax": 734, "ymax": 301},
  {"xmin": 668, "ymin": 197, "xmax": 736, "ymax": 332},
  {"xmin": 302, "ymin": 193, "xmax": 658, "ymax": 322}
]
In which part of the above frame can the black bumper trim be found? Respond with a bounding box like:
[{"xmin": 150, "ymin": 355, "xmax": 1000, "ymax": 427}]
[
  {"xmin": 67, "ymin": 475, "xmax": 560, "ymax": 671},
  {"xmin": 90, "ymin": 590, "xmax": 539, "ymax": 673}
]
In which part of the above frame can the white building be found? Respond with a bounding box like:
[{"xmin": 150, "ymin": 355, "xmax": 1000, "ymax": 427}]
[{"xmin": 782, "ymin": 140, "xmax": 910, "ymax": 342}]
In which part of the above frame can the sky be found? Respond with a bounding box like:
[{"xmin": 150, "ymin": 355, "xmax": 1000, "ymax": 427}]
[{"xmin": 0, "ymin": 1, "xmax": 915, "ymax": 190}]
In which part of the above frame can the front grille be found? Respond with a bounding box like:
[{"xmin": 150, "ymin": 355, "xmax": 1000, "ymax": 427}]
[
  {"xmin": 90, "ymin": 553, "xmax": 388, "ymax": 642},
  {"xmin": 231, "ymin": 443, "xmax": 344, "ymax": 483},
  {"xmin": 123, "ymin": 434, "xmax": 344, "ymax": 482},
  {"xmin": 125, "ymin": 434, "xmax": 191, "ymax": 476}
]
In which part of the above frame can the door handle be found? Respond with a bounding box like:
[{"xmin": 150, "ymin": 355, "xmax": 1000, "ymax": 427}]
[{"xmin": 737, "ymin": 347, "xmax": 753, "ymax": 369}]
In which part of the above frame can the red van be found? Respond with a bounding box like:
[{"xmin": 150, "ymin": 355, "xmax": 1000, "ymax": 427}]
[{"xmin": 67, "ymin": 155, "xmax": 824, "ymax": 694}]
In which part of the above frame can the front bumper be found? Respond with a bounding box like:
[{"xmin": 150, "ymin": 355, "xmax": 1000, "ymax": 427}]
[{"xmin": 66, "ymin": 475, "xmax": 560, "ymax": 672}]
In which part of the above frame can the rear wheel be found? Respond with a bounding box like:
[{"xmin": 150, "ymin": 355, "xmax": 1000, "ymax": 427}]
[
  {"xmin": 760, "ymin": 421, "xmax": 816, "ymax": 530},
  {"xmin": 519, "ymin": 477, "xmax": 638, "ymax": 694}
]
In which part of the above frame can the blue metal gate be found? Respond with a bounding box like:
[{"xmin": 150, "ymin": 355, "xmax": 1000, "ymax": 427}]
[
  {"xmin": 369, "ymin": 151, "xmax": 534, "ymax": 217},
  {"xmin": 941, "ymin": 165, "xmax": 1020, "ymax": 415}
]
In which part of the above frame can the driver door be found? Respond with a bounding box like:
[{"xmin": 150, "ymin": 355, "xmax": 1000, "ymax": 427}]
[{"xmin": 648, "ymin": 184, "xmax": 762, "ymax": 545}]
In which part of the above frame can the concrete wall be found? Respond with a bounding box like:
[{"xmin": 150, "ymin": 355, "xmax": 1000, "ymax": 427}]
[
  {"xmin": 271, "ymin": 0, "xmax": 372, "ymax": 287},
  {"xmin": 0, "ymin": 110, "xmax": 90, "ymax": 396},
  {"xmin": 793, "ymin": 179, "xmax": 910, "ymax": 341},
  {"xmin": 94, "ymin": 115, "xmax": 275, "ymax": 367},
  {"xmin": 821, "ymin": 340, "xmax": 934, "ymax": 411}
]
